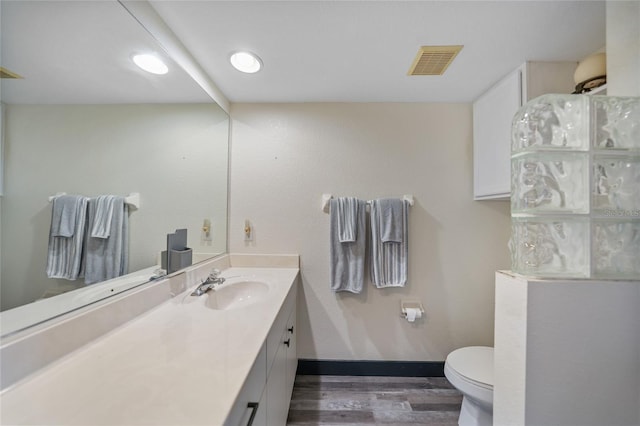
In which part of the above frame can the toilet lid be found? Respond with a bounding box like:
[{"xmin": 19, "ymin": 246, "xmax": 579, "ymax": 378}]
[{"xmin": 445, "ymin": 346, "xmax": 493, "ymax": 387}]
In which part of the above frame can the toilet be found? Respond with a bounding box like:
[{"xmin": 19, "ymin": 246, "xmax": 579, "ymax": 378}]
[{"xmin": 444, "ymin": 346, "xmax": 494, "ymax": 426}]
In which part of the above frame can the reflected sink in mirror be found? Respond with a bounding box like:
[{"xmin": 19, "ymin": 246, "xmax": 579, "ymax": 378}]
[{"xmin": 182, "ymin": 279, "xmax": 270, "ymax": 311}]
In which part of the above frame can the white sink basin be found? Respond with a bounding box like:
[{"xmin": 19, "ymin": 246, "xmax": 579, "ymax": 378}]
[
  {"xmin": 205, "ymin": 280, "xmax": 269, "ymax": 310},
  {"xmin": 180, "ymin": 277, "xmax": 271, "ymax": 311}
]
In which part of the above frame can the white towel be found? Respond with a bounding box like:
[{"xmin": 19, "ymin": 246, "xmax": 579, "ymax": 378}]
[
  {"xmin": 82, "ymin": 196, "xmax": 129, "ymax": 285},
  {"xmin": 46, "ymin": 195, "xmax": 89, "ymax": 280},
  {"xmin": 370, "ymin": 198, "xmax": 409, "ymax": 288},
  {"xmin": 330, "ymin": 198, "xmax": 366, "ymax": 293}
]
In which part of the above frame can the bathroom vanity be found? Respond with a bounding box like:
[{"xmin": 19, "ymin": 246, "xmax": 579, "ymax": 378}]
[{"xmin": 0, "ymin": 255, "xmax": 299, "ymax": 425}]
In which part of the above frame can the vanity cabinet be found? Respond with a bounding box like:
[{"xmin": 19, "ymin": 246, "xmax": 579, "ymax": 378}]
[
  {"xmin": 473, "ymin": 61, "xmax": 576, "ymax": 200},
  {"xmin": 227, "ymin": 283, "xmax": 297, "ymax": 426}
]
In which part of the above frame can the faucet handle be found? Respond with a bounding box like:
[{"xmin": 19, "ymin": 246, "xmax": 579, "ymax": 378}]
[{"xmin": 209, "ymin": 268, "xmax": 221, "ymax": 279}]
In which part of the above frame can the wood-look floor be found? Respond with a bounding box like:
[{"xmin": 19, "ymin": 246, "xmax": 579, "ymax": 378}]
[{"xmin": 286, "ymin": 375, "xmax": 462, "ymax": 425}]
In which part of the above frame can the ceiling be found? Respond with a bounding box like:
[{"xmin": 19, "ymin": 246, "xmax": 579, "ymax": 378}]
[
  {"xmin": 149, "ymin": 0, "xmax": 606, "ymax": 103},
  {"xmin": 0, "ymin": 1, "xmax": 606, "ymax": 105},
  {"xmin": 0, "ymin": 0, "xmax": 210, "ymax": 104}
]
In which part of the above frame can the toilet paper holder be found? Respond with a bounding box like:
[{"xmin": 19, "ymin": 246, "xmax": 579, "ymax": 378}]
[{"xmin": 400, "ymin": 301, "xmax": 424, "ymax": 320}]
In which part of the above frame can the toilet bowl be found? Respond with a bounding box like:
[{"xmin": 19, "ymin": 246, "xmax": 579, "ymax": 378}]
[{"xmin": 444, "ymin": 346, "xmax": 493, "ymax": 426}]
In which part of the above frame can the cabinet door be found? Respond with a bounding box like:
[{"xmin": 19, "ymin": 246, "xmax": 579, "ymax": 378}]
[
  {"xmin": 266, "ymin": 334, "xmax": 288, "ymax": 426},
  {"xmin": 251, "ymin": 391, "xmax": 267, "ymax": 426},
  {"xmin": 225, "ymin": 343, "xmax": 267, "ymax": 426},
  {"xmin": 285, "ymin": 308, "xmax": 297, "ymax": 404},
  {"xmin": 267, "ymin": 288, "xmax": 295, "ymax": 375},
  {"xmin": 236, "ymin": 396, "xmax": 266, "ymax": 426},
  {"xmin": 473, "ymin": 67, "xmax": 522, "ymax": 200}
]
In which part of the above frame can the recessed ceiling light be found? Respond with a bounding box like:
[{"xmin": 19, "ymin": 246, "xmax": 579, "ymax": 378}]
[
  {"xmin": 230, "ymin": 51, "xmax": 262, "ymax": 74},
  {"xmin": 132, "ymin": 54, "xmax": 168, "ymax": 75}
]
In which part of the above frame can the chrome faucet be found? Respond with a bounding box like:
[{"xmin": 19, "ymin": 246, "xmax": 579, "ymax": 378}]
[{"xmin": 191, "ymin": 269, "xmax": 225, "ymax": 296}]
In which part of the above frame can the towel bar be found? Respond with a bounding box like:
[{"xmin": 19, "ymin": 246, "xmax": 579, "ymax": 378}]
[
  {"xmin": 322, "ymin": 193, "xmax": 414, "ymax": 213},
  {"xmin": 48, "ymin": 192, "xmax": 141, "ymax": 209}
]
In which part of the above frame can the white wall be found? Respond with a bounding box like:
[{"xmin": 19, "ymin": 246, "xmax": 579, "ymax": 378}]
[
  {"xmin": 494, "ymin": 272, "xmax": 640, "ymax": 426},
  {"xmin": 606, "ymin": 1, "xmax": 640, "ymax": 96},
  {"xmin": 1, "ymin": 104, "xmax": 228, "ymax": 310},
  {"xmin": 606, "ymin": 4, "xmax": 640, "ymax": 416},
  {"xmin": 229, "ymin": 103, "xmax": 511, "ymax": 361}
]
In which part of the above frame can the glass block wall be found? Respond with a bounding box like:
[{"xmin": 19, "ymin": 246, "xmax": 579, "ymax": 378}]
[{"xmin": 509, "ymin": 95, "xmax": 640, "ymax": 279}]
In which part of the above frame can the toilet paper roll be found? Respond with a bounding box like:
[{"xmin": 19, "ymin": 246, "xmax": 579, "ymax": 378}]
[{"xmin": 405, "ymin": 308, "xmax": 422, "ymax": 322}]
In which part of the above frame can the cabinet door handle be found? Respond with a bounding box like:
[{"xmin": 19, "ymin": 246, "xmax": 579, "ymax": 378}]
[
  {"xmin": 287, "ymin": 326, "xmax": 294, "ymax": 334},
  {"xmin": 284, "ymin": 338, "xmax": 290, "ymax": 347},
  {"xmin": 246, "ymin": 402, "xmax": 259, "ymax": 426}
]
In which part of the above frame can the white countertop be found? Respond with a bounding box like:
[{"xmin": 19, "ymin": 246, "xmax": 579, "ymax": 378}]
[{"xmin": 0, "ymin": 266, "xmax": 299, "ymax": 425}]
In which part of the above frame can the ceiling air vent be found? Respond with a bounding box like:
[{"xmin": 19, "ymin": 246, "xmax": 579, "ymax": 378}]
[
  {"xmin": 408, "ymin": 45, "xmax": 463, "ymax": 76},
  {"xmin": 0, "ymin": 67, "xmax": 23, "ymax": 79}
]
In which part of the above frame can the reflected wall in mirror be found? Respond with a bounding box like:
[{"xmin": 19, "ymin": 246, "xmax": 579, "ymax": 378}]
[{"xmin": 0, "ymin": 1, "xmax": 229, "ymax": 335}]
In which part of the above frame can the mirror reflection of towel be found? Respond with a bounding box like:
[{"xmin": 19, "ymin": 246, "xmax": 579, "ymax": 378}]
[
  {"xmin": 90, "ymin": 195, "xmax": 116, "ymax": 238},
  {"xmin": 46, "ymin": 195, "xmax": 89, "ymax": 280},
  {"xmin": 50, "ymin": 195, "xmax": 81, "ymax": 237},
  {"xmin": 82, "ymin": 196, "xmax": 129, "ymax": 285}
]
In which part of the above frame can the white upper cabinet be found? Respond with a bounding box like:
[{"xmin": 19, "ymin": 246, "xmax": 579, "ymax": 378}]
[
  {"xmin": 473, "ymin": 68, "xmax": 522, "ymax": 200},
  {"xmin": 473, "ymin": 62, "xmax": 577, "ymax": 200}
]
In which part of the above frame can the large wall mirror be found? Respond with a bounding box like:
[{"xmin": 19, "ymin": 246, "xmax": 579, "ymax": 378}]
[{"xmin": 0, "ymin": 1, "xmax": 229, "ymax": 336}]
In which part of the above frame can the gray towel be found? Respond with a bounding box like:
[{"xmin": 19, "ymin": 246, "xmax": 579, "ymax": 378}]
[
  {"xmin": 50, "ymin": 195, "xmax": 81, "ymax": 237},
  {"xmin": 90, "ymin": 195, "xmax": 116, "ymax": 238},
  {"xmin": 337, "ymin": 197, "xmax": 359, "ymax": 242},
  {"xmin": 379, "ymin": 198, "xmax": 404, "ymax": 243},
  {"xmin": 330, "ymin": 198, "xmax": 366, "ymax": 293},
  {"xmin": 82, "ymin": 196, "xmax": 129, "ymax": 285},
  {"xmin": 46, "ymin": 195, "xmax": 89, "ymax": 280},
  {"xmin": 370, "ymin": 198, "xmax": 409, "ymax": 288}
]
